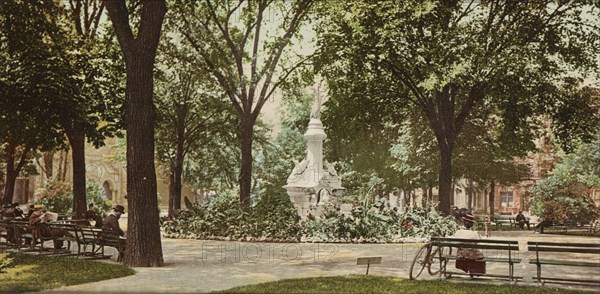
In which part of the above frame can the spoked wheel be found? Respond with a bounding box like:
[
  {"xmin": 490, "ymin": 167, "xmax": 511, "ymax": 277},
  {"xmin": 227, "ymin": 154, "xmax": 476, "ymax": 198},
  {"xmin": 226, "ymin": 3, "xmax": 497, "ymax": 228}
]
[
  {"xmin": 428, "ymin": 246, "xmax": 452, "ymax": 275},
  {"xmin": 409, "ymin": 244, "xmax": 431, "ymax": 280}
]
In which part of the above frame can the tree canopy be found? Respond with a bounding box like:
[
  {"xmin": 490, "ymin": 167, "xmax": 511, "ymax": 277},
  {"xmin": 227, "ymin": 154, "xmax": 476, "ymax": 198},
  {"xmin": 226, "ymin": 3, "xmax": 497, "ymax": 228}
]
[{"xmin": 316, "ymin": 0, "xmax": 600, "ymax": 214}]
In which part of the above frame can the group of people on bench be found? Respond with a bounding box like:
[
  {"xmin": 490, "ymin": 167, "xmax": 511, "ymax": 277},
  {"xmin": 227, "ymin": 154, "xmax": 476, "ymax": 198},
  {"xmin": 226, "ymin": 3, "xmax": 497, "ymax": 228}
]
[{"xmin": 1, "ymin": 203, "xmax": 126, "ymax": 252}]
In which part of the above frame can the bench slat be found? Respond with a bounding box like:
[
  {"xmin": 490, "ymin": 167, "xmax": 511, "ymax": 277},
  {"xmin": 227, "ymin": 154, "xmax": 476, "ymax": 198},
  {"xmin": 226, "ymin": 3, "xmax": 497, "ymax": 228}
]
[
  {"xmin": 434, "ymin": 243, "xmax": 519, "ymax": 251},
  {"xmin": 529, "ymin": 259, "xmax": 600, "ymax": 267},
  {"xmin": 527, "ymin": 241, "xmax": 600, "ymax": 248},
  {"xmin": 443, "ymin": 255, "xmax": 522, "ymax": 263},
  {"xmin": 432, "ymin": 237, "xmax": 517, "ymax": 244},
  {"xmin": 527, "ymin": 246, "xmax": 600, "ymax": 254}
]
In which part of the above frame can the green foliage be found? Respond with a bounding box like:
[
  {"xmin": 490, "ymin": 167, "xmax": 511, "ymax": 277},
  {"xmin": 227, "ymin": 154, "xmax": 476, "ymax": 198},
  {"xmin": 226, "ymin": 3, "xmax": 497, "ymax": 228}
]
[
  {"xmin": 161, "ymin": 190, "xmax": 300, "ymax": 241},
  {"xmin": 0, "ymin": 252, "xmax": 14, "ymax": 273},
  {"xmin": 35, "ymin": 180, "xmax": 73, "ymax": 214},
  {"xmin": 315, "ymin": 0, "xmax": 600, "ymax": 212},
  {"xmin": 0, "ymin": 252, "xmax": 134, "ymax": 293},
  {"xmin": 162, "ymin": 192, "xmax": 457, "ymax": 242},
  {"xmin": 528, "ymin": 133, "xmax": 600, "ymax": 223},
  {"xmin": 302, "ymin": 200, "xmax": 458, "ymax": 242},
  {"xmin": 86, "ymin": 181, "xmax": 113, "ymax": 215}
]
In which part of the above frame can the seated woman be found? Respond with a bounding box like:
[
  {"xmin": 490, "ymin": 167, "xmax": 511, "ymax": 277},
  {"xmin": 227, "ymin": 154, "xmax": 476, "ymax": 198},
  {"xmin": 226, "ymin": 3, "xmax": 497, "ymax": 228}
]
[{"xmin": 453, "ymin": 213, "xmax": 485, "ymax": 275}]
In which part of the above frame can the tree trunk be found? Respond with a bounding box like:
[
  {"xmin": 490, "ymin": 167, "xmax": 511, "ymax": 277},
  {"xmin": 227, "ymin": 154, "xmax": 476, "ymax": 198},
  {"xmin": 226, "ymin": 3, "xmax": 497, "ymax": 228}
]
[
  {"xmin": 67, "ymin": 129, "xmax": 87, "ymax": 219},
  {"xmin": 438, "ymin": 146, "xmax": 453, "ymax": 215},
  {"xmin": 238, "ymin": 118, "xmax": 254, "ymax": 211},
  {"xmin": 2, "ymin": 142, "xmax": 31, "ymax": 205},
  {"xmin": 428, "ymin": 185, "xmax": 433, "ymax": 203},
  {"xmin": 489, "ymin": 180, "xmax": 496, "ymax": 215},
  {"xmin": 168, "ymin": 157, "xmax": 183, "ymax": 217},
  {"xmin": 3, "ymin": 143, "xmax": 17, "ymax": 205},
  {"xmin": 168, "ymin": 105, "xmax": 185, "ymax": 217},
  {"xmin": 122, "ymin": 54, "xmax": 163, "ymax": 267},
  {"xmin": 105, "ymin": 0, "xmax": 166, "ymax": 267},
  {"xmin": 467, "ymin": 179, "xmax": 473, "ymax": 211},
  {"xmin": 43, "ymin": 151, "xmax": 54, "ymax": 179}
]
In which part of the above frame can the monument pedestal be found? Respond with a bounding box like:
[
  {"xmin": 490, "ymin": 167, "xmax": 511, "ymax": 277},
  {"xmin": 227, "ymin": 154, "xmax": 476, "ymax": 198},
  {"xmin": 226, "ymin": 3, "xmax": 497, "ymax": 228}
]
[{"xmin": 284, "ymin": 117, "xmax": 344, "ymax": 220}]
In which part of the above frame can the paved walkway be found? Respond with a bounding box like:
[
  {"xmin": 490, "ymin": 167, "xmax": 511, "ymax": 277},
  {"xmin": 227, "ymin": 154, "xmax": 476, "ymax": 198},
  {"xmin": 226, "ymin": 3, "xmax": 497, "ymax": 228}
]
[{"xmin": 45, "ymin": 231, "xmax": 599, "ymax": 293}]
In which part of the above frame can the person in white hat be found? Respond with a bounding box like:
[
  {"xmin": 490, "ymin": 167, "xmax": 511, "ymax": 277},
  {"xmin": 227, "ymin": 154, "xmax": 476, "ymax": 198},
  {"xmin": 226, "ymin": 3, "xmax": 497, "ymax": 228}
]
[{"xmin": 452, "ymin": 213, "xmax": 486, "ymax": 275}]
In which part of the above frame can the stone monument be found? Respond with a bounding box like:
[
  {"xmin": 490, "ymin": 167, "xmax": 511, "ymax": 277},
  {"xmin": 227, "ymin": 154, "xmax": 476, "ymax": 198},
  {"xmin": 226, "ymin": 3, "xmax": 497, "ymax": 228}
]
[{"xmin": 284, "ymin": 91, "xmax": 344, "ymax": 219}]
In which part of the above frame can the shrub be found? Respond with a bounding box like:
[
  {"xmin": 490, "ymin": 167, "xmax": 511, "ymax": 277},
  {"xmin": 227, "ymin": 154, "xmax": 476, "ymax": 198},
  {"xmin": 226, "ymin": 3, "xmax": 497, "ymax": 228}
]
[
  {"xmin": 35, "ymin": 180, "xmax": 73, "ymax": 214},
  {"xmin": 0, "ymin": 252, "xmax": 14, "ymax": 273},
  {"xmin": 301, "ymin": 200, "xmax": 458, "ymax": 242},
  {"xmin": 86, "ymin": 181, "xmax": 113, "ymax": 215},
  {"xmin": 161, "ymin": 190, "xmax": 299, "ymax": 240},
  {"xmin": 162, "ymin": 190, "xmax": 458, "ymax": 242},
  {"xmin": 528, "ymin": 181, "xmax": 599, "ymax": 223}
]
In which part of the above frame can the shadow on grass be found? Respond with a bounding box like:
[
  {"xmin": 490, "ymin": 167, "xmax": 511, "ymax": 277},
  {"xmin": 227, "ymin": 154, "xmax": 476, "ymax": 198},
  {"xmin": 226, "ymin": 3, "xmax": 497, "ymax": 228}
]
[{"xmin": 0, "ymin": 251, "xmax": 134, "ymax": 293}]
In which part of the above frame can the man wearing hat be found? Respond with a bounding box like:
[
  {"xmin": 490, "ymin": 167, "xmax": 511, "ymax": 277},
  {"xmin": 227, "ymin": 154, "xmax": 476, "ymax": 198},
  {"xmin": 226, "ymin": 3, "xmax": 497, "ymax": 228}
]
[
  {"xmin": 102, "ymin": 205, "xmax": 125, "ymax": 236},
  {"xmin": 453, "ymin": 213, "xmax": 486, "ymax": 275},
  {"xmin": 29, "ymin": 204, "xmax": 68, "ymax": 250},
  {"xmin": 12, "ymin": 203, "xmax": 24, "ymax": 219},
  {"xmin": 1, "ymin": 203, "xmax": 19, "ymax": 244}
]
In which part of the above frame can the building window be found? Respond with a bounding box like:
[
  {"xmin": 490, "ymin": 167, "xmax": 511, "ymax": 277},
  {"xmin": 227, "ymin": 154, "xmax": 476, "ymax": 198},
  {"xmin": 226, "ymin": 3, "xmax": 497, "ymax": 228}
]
[{"xmin": 501, "ymin": 191, "xmax": 514, "ymax": 208}]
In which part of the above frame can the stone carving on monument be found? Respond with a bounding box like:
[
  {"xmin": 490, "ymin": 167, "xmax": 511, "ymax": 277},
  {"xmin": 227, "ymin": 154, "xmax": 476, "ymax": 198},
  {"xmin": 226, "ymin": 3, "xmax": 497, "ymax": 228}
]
[{"xmin": 284, "ymin": 89, "xmax": 345, "ymax": 219}]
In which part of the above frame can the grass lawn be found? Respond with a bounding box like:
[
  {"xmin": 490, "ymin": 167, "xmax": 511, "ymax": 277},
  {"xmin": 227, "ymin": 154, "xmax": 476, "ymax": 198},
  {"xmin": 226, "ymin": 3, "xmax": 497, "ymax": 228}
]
[
  {"xmin": 218, "ymin": 275, "xmax": 587, "ymax": 294},
  {"xmin": 0, "ymin": 251, "xmax": 135, "ymax": 293}
]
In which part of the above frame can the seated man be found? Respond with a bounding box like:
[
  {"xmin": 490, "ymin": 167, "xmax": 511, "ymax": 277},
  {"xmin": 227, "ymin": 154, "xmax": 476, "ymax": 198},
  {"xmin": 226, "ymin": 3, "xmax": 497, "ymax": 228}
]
[
  {"xmin": 1, "ymin": 203, "xmax": 19, "ymax": 244},
  {"xmin": 102, "ymin": 205, "xmax": 125, "ymax": 236},
  {"xmin": 515, "ymin": 211, "xmax": 530, "ymax": 230},
  {"xmin": 453, "ymin": 213, "xmax": 485, "ymax": 275},
  {"xmin": 29, "ymin": 205, "xmax": 68, "ymax": 250}
]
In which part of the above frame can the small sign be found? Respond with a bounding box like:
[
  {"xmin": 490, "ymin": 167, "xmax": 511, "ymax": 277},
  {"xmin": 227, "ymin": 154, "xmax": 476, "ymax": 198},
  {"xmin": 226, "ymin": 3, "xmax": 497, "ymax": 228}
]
[
  {"xmin": 356, "ymin": 257, "xmax": 382, "ymax": 265},
  {"xmin": 356, "ymin": 257, "xmax": 382, "ymax": 275}
]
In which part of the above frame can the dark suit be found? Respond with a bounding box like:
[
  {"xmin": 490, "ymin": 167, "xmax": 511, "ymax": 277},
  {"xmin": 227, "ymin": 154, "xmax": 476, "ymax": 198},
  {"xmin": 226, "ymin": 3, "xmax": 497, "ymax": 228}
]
[{"xmin": 102, "ymin": 214, "xmax": 124, "ymax": 236}]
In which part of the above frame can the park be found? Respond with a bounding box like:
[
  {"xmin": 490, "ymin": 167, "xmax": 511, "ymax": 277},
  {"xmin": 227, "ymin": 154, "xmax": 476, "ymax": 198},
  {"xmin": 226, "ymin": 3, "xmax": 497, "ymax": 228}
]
[{"xmin": 1, "ymin": 0, "xmax": 599, "ymax": 293}]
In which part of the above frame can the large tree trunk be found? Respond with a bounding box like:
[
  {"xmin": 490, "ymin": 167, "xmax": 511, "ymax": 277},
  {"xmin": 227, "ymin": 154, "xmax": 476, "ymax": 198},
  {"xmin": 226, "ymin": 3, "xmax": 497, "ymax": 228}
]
[
  {"xmin": 438, "ymin": 146, "xmax": 453, "ymax": 215},
  {"xmin": 105, "ymin": 0, "xmax": 166, "ymax": 267},
  {"xmin": 122, "ymin": 54, "xmax": 163, "ymax": 267},
  {"xmin": 238, "ymin": 118, "xmax": 254, "ymax": 211},
  {"xmin": 67, "ymin": 129, "xmax": 87, "ymax": 219},
  {"xmin": 489, "ymin": 180, "xmax": 496, "ymax": 215}
]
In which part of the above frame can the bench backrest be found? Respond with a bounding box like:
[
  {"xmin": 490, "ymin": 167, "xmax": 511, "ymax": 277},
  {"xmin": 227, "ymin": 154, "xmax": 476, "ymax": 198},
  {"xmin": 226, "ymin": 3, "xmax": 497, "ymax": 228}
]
[
  {"xmin": 527, "ymin": 241, "xmax": 600, "ymax": 254},
  {"xmin": 98, "ymin": 230, "xmax": 124, "ymax": 247},
  {"xmin": 431, "ymin": 237, "xmax": 519, "ymax": 251},
  {"xmin": 79, "ymin": 227, "xmax": 100, "ymax": 244}
]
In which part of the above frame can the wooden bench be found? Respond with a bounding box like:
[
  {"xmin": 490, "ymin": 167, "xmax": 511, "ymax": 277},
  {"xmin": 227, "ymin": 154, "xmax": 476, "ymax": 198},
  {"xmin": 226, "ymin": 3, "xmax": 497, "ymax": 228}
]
[
  {"xmin": 98, "ymin": 230, "xmax": 126, "ymax": 262},
  {"xmin": 584, "ymin": 220, "xmax": 600, "ymax": 235},
  {"xmin": 49, "ymin": 223, "xmax": 81, "ymax": 256},
  {"xmin": 528, "ymin": 241, "xmax": 600, "ymax": 286},
  {"xmin": 431, "ymin": 237, "xmax": 522, "ymax": 281},
  {"xmin": 492, "ymin": 215, "xmax": 515, "ymax": 228},
  {"xmin": 11, "ymin": 221, "xmax": 54, "ymax": 253}
]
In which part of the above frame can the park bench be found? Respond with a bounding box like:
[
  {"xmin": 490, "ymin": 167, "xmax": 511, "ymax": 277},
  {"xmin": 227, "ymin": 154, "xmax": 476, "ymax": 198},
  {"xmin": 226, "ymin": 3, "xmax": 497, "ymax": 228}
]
[
  {"xmin": 49, "ymin": 223, "xmax": 81, "ymax": 256},
  {"xmin": 0, "ymin": 221, "xmax": 12, "ymax": 248},
  {"xmin": 77, "ymin": 227, "xmax": 125, "ymax": 261},
  {"xmin": 98, "ymin": 230, "xmax": 126, "ymax": 262},
  {"xmin": 431, "ymin": 237, "xmax": 522, "ymax": 281},
  {"xmin": 11, "ymin": 221, "xmax": 54, "ymax": 253},
  {"xmin": 491, "ymin": 215, "xmax": 514, "ymax": 228},
  {"xmin": 584, "ymin": 220, "xmax": 600, "ymax": 235},
  {"xmin": 527, "ymin": 241, "xmax": 600, "ymax": 286}
]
